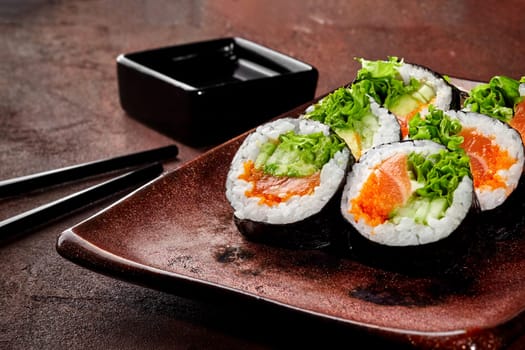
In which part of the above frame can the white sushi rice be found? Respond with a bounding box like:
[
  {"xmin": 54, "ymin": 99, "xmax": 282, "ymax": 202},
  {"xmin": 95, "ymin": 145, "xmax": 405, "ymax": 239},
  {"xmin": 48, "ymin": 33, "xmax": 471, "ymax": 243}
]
[
  {"xmin": 369, "ymin": 97, "xmax": 401, "ymax": 150},
  {"xmin": 447, "ymin": 110, "xmax": 525, "ymax": 211},
  {"xmin": 225, "ymin": 118, "xmax": 350, "ymax": 225},
  {"xmin": 397, "ymin": 63, "xmax": 453, "ymax": 113},
  {"xmin": 340, "ymin": 140, "xmax": 474, "ymax": 246}
]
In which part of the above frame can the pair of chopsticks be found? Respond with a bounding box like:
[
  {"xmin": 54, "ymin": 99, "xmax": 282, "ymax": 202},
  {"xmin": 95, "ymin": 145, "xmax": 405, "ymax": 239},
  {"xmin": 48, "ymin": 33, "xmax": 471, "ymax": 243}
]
[{"xmin": 0, "ymin": 145, "xmax": 178, "ymax": 241}]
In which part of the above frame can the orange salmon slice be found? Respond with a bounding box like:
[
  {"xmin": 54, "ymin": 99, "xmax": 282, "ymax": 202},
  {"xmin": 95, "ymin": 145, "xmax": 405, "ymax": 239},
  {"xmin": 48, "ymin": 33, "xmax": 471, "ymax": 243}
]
[
  {"xmin": 239, "ymin": 160, "xmax": 320, "ymax": 206},
  {"xmin": 509, "ymin": 99, "xmax": 525, "ymax": 145},
  {"xmin": 349, "ymin": 153, "xmax": 412, "ymax": 226},
  {"xmin": 459, "ymin": 127, "xmax": 516, "ymax": 191}
]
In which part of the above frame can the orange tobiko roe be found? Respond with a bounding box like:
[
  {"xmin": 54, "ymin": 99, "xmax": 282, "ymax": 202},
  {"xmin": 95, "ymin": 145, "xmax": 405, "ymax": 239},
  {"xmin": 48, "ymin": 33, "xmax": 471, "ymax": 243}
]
[
  {"xmin": 349, "ymin": 153, "xmax": 411, "ymax": 226},
  {"xmin": 509, "ymin": 99, "xmax": 525, "ymax": 144},
  {"xmin": 238, "ymin": 160, "xmax": 320, "ymax": 206},
  {"xmin": 459, "ymin": 127, "xmax": 516, "ymax": 191}
]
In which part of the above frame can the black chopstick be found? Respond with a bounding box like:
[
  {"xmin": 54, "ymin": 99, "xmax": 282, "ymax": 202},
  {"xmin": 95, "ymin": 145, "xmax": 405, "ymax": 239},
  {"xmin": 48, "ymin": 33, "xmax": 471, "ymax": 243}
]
[
  {"xmin": 0, "ymin": 144, "xmax": 178, "ymax": 198},
  {"xmin": 0, "ymin": 162, "xmax": 163, "ymax": 242}
]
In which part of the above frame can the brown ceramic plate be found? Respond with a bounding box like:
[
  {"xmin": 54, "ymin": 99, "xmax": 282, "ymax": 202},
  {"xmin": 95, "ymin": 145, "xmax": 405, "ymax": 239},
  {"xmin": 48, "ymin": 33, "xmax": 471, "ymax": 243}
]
[{"xmin": 56, "ymin": 77, "xmax": 525, "ymax": 349}]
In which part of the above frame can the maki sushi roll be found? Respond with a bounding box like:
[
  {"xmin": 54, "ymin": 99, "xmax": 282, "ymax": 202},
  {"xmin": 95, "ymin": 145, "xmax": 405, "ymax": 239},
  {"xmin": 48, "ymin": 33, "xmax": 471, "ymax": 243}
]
[
  {"xmin": 302, "ymin": 86, "xmax": 400, "ymax": 159},
  {"xmin": 463, "ymin": 75, "xmax": 525, "ymax": 144},
  {"xmin": 340, "ymin": 140, "xmax": 475, "ymax": 274},
  {"xmin": 454, "ymin": 110, "xmax": 524, "ymax": 211},
  {"xmin": 341, "ymin": 140, "xmax": 473, "ymax": 246},
  {"xmin": 409, "ymin": 107, "xmax": 525, "ymax": 211},
  {"xmin": 352, "ymin": 57, "xmax": 460, "ymax": 138},
  {"xmin": 226, "ymin": 117, "xmax": 351, "ymax": 249}
]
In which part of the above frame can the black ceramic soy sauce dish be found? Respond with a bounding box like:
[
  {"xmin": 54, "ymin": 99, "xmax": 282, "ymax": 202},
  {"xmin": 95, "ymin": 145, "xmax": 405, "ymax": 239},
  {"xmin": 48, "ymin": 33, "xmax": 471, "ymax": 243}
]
[{"xmin": 117, "ymin": 37, "xmax": 318, "ymax": 147}]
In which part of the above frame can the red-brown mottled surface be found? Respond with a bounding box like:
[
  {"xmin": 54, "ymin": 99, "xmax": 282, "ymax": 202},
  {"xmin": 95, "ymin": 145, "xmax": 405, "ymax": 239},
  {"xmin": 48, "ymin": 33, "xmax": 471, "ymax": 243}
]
[{"xmin": 2, "ymin": 1, "xmax": 525, "ymax": 349}]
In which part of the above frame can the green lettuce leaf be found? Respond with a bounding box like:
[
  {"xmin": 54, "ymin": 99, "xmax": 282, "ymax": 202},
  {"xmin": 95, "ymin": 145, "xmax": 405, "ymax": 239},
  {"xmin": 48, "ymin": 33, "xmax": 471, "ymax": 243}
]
[
  {"xmin": 255, "ymin": 131, "xmax": 345, "ymax": 177},
  {"xmin": 408, "ymin": 149, "xmax": 471, "ymax": 205},
  {"xmin": 406, "ymin": 106, "xmax": 471, "ymax": 205},
  {"xmin": 354, "ymin": 57, "xmax": 424, "ymax": 110},
  {"xmin": 463, "ymin": 75, "xmax": 524, "ymax": 122},
  {"xmin": 408, "ymin": 106, "xmax": 463, "ymax": 151},
  {"xmin": 390, "ymin": 149, "xmax": 471, "ymax": 224},
  {"xmin": 306, "ymin": 87, "xmax": 371, "ymax": 129},
  {"xmin": 356, "ymin": 56, "xmax": 403, "ymax": 80},
  {"xmin": 304, "ymin": 87, "xmax": 378, "ymax": 156}
]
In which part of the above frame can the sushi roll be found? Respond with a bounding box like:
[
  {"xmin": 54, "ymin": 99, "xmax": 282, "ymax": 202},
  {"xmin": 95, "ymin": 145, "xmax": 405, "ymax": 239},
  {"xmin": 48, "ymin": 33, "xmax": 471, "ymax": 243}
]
[
  {"xmin": 340, "ymin": 140, "xmax": 476, "ymax": 274},
  {"xmin": 409, "ymin": 107, "xmax": 525, "ymax": 211},
  {"xmin": 341, "ymin": 140, "xmax": 473, "ymax": 246},
  {"xmin": 352, "ymin": 57, "xmax": 460, "ymax": 138},
  {"xmin": 463, "ymin": 75, "xmax": 525, "ymax": 144},
  {"xmin": 225, "ymin": 117, "xmax": 351, "ymax": 249},
  {"xmin": 455, "ymin": 110, "xmax": 524, "ymax": 211},
  {"xmin": 302, "ymin": 86, "xmax": 400, "ymax": 159}
]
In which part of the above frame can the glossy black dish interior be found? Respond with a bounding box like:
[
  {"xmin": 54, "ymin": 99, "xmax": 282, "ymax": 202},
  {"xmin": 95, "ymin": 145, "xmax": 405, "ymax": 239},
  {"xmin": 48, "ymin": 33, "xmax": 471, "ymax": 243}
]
[{"xmin": 117, "ymin": 37, "xmax": 318, "ymax": 147}]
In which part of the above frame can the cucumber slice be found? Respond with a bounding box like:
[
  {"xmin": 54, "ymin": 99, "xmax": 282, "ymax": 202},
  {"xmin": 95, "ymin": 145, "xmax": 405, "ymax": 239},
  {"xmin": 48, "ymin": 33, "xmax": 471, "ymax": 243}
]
[
  {"xmin": 427, "ymin": 197, "xmax": 447, "ymax": 220},
  {"xmin": 414, "ymin": 199, "xmax": 431, "ymax": 223},
  {"xmin": 335, "ymin": 113, "xmax": 378, "ymax": 158},
  {"xmin": 412, "ymin": 83, "xmax": 436, "ymax": 103},
  {"xmin": 390, "ymin": 197, "xmax": 448, "ymax": 225},
  {"xmin": 390, "ymin": 95, "xmax": 421, "ymax": 116},
  {"xmin": 360, "ymin": 113, "xmax": 380, "ymax": 147}
]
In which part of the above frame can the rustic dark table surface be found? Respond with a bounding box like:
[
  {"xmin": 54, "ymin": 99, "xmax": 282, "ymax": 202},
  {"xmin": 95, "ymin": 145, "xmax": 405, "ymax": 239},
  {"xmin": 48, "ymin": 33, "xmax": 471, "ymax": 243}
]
[{"xmin": 1, "ymin": 1, "xmax": 525, "ymax": 349}]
